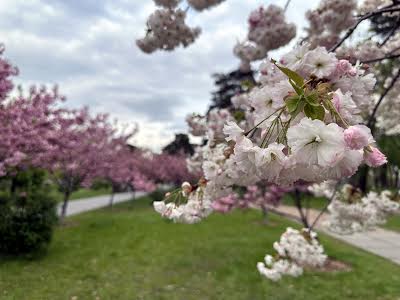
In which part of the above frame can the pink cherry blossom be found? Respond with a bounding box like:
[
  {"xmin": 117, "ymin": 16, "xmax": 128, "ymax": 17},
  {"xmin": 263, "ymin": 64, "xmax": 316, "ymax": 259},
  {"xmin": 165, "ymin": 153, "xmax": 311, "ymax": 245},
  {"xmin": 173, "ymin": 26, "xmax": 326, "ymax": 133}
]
[
  {"xmin": 364, "ymin": 147, "xmax": 387, "ymax": 167},
  {"xmin": 344, "ymin": 125, "xmax": 374, "ymax": 150}
]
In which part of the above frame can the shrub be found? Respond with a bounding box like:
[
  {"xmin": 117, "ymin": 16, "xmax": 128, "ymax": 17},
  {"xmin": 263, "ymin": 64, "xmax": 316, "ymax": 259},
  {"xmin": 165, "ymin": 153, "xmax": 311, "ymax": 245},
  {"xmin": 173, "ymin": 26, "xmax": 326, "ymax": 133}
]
[{"xmin": 0, "ymin": 169, "xmax": 58, "ymax": 255}]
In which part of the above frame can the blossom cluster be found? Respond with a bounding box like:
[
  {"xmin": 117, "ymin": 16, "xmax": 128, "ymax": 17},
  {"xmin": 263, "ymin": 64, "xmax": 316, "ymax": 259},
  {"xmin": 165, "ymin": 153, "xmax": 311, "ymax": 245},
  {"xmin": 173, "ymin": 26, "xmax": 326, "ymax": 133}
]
[
  {"xmin": 305, "ymin": 0, "xmax": 357, "ymax": 49},
  {"xmin": 224, "ymin": 46, "xmax": 385, "ymax": 187},
  {"xmin": 153, "ymin": 181, "xmax": 213, "ymax": 223},
  {"xmin": 0, "ymin": 44, "xmax": 18, "ymax": 101},
  {"xmin": 234, "ymin": 5, "xmax": 296, "ymax": 70},
  {"xmin": 136, "ymin": 7, "xmax": 201, "ymax": 53},
  {"xmin": 325, "ymin": 185, "xmax": 400, "ymax": 234},
  {"xmin": 187, "ymin": 0, "xmax": 226, "ymax": 11},
  {"xmin": 257, "ymin": 228, "xmax": 327, "ymax": 281},
  {"xmin": 185, "ymin": 113, "xmax": 207, "ymax": 136},
  {"xmin": 137, "ymin": 0, "xmax": 226, "ymax": 53}
]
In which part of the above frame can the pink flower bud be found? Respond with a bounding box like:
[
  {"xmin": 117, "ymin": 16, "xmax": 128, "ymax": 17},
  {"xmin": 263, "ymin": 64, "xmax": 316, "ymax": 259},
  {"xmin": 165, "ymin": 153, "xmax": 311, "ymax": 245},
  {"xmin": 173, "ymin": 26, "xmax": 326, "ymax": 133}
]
[
  {"xmin": 344, "ymin": 125, "xmax": 373, "ymax": 150},
  {"xmin": 364, "ymin": 147, "xmax": 387, "ymax": 167},
  {"xmin": 332, "ymin": 93, "xmax": 341, "ymax": 111},
  {"xmin": 336, "ymin": 59, "xmax": 352, "ymax": 75},
  {"xmin": 347, "ymin": 67, "xmax": 357, "ymax": 77}
]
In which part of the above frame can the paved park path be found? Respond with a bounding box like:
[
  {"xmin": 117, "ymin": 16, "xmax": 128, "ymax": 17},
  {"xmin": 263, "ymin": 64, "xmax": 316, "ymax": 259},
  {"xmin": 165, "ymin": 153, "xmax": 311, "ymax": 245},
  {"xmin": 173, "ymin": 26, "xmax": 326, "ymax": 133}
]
[
  {"xmin": 271, "ymin": 205, "xmax": 400, "ymax": 266},
  {"xmin": 57, "ymin": 192, "xmax": 146, "ymax": 217}
]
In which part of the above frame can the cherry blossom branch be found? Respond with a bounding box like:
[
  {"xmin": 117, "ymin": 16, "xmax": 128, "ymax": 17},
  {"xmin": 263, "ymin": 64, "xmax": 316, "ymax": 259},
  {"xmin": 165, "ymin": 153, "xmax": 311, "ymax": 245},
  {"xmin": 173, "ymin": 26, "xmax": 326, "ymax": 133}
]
[
  {"xmin": 330, "ymin": 4, "xmax": 400, "ymax": 52},
  {"xmin": 367, "ymin": 66, "xmax": 400, "ymax": 128}
]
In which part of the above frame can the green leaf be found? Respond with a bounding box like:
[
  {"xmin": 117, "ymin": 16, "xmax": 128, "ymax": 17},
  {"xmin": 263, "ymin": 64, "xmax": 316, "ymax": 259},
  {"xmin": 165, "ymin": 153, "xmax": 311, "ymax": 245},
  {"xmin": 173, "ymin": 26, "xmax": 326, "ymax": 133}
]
[
  {"xmin": 304, "ymin": 103, "xmax": 325, "ymax": 121},
  {"xmin": 293, "ymin": 100, "xmax": 306, "ymax": 117},
  {"xmin": 305, "ymin": 91, "xmax": 320, "ymax": 107},
  {"xmin": 233, "ymin": 110, "xmax": 245, "ymax": 122},
  {"xmin": 288, "ymin": 79, "xmax": 304, "ymax": 96},
  {"xmin": 285, "ymin": 95, "xmax": 300, "ymax": 113},
  {"xmin": 241, "ymin": 80, "xmax": 255, "ymax": 91},
  {"xmin": 271, "ymin": 59, "xmax": 304, "ymax": 87}
]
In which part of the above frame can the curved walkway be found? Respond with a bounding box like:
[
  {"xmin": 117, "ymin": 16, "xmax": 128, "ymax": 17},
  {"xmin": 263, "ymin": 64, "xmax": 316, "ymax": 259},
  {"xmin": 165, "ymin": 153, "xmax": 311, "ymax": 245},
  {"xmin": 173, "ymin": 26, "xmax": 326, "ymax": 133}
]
[{"xmin": 57, "ymin": 192, "xmax": 145, "ymax": 217}]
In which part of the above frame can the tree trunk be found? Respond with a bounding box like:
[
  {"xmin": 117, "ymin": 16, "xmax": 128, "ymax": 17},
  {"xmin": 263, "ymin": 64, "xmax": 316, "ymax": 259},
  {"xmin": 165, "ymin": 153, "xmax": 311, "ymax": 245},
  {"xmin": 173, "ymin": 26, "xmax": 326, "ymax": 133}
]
[
  {"xmin": 10, "ymin": 177, "xmax": 17, "ymax": 198},
  {"xmin": 380, "ymin": 164, "xmax": 388, "ymax": 189},
  {"xmin": 60, "ymin": 191, "xmax": 71, "ymax": 222},
  {"xmin": 109, "ymin": 188, "xmax": 116, "ymax": 209},
  {"xmin": 294, "ymin": 189, "xmax": 310, "ymax": 228},
  {"xmin": 261, "ymin": 206, "xmax": 269, "ymax": 224},
  {"xmin": 358, "ymin": 165, "xmax": 369, "ymax": 193}
]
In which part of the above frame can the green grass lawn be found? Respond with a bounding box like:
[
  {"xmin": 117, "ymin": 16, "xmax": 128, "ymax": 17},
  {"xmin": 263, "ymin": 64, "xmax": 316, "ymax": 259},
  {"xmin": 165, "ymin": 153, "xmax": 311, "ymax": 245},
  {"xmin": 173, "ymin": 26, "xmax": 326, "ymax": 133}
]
[
  {"xmin": 384, "ymin": 214, "xmax": 400, "ymax": 232},
  {"xmin": 1, "ymin": 196, "xmax": 400, "ymax": 300}
]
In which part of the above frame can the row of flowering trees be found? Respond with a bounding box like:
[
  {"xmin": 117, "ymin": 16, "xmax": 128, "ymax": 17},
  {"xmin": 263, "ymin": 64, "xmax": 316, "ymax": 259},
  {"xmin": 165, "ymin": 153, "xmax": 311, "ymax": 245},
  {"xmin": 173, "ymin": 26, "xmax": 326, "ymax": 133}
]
[
  {"xmin": 139, "ymin": 0, "xmax": 400, "ymax": 282},
  {"xmin": 0, "ymin": 44, "xmax": 193, "ymax": 222}
]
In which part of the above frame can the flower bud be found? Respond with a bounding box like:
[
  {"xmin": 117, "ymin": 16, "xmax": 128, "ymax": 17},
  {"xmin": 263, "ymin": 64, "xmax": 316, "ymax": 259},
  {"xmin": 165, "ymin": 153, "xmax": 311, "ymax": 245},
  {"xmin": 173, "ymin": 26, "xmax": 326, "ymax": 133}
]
[
  {"xmin": 344, "ymin": 125, "xmax": 373, "ymax": 150},
  {"xmin": 364, "ymin": 146, "xmax": 387, "ymax": 167},
  {"xmin": 181, "ymin": 181, "xmax": 192, "ymax": 194}
]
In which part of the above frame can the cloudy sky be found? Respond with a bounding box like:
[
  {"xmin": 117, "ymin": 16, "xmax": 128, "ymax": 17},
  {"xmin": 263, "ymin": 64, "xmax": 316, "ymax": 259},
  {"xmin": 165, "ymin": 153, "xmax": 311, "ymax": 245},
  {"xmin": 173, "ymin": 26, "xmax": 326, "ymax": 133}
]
[{"xmin": 0, "ymin": 0, "xmax": 316, "ymax": 151}]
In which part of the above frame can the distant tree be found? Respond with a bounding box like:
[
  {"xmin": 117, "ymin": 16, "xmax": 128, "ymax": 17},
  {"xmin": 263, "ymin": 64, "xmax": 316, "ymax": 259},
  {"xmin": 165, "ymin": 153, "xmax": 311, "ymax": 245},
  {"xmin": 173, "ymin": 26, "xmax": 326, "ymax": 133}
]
[
  {"xmin": 163, "ymin": 133, "xmax": 194, "ymax": 156},
  {"xmin": 208, "ymin": 69, "xmax": 255, "ymax": 112}
]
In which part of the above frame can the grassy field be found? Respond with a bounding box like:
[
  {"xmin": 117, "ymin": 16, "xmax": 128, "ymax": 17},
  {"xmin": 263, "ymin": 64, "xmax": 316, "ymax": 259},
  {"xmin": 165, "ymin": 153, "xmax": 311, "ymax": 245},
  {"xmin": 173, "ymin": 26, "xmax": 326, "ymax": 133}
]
[
  {"xmin": 384, "ymin": 215, "xmax": 400, "ymax": 232},
  {"xmin": 1, "ymin": 196, "xmax": 400, "ymax": 300}
]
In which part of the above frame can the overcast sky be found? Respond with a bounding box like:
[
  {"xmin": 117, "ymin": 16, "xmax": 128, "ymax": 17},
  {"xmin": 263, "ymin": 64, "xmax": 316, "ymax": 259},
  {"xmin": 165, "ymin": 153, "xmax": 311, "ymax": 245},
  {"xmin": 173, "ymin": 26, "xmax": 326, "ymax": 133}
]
[{"xmin": 0, "ymin": 0, "xmax": 316, "ymax": 151}]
